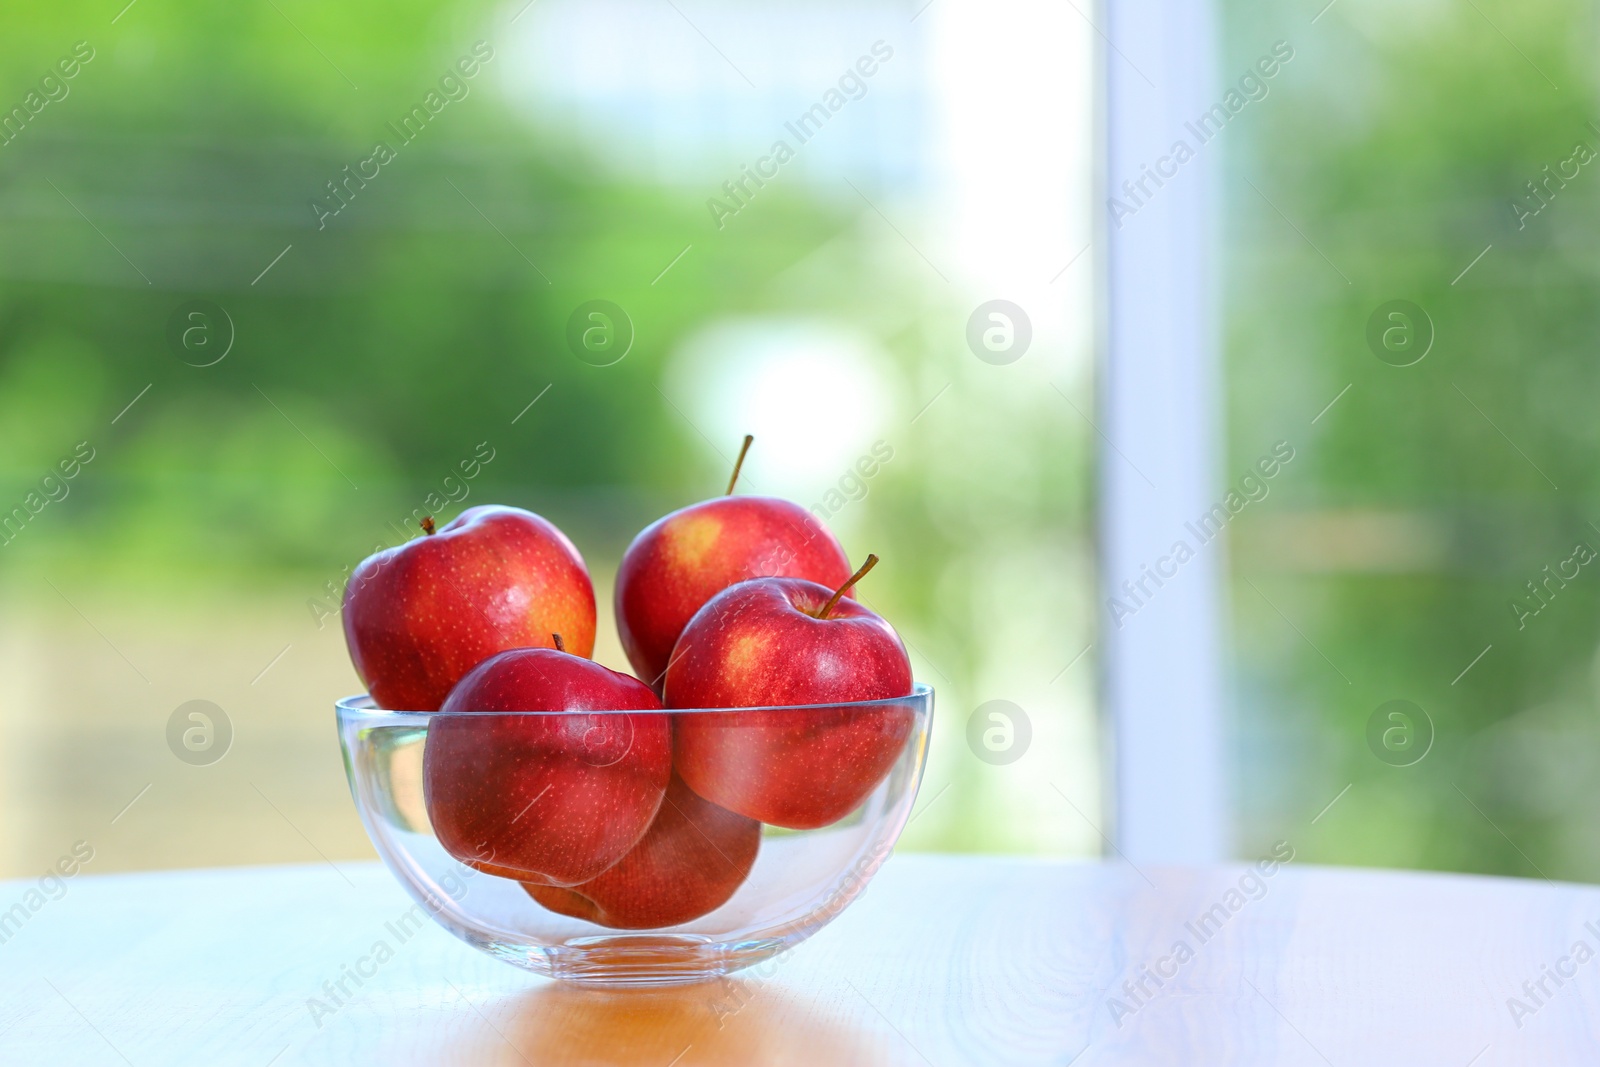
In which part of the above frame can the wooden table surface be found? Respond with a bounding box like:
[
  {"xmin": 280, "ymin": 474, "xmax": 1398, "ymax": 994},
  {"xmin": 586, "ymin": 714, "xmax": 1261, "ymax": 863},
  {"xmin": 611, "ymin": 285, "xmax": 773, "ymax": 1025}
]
[{"xmin": 1, "ymin": 854, "xmax": 1596, "ymax": 1065}]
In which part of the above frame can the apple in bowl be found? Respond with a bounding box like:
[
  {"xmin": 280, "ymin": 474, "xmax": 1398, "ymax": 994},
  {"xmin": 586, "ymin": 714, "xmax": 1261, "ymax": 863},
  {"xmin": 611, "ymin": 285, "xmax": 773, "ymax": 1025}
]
[
  {"xmin": 614, "ymin": 436, "xmax": 854, "ymax": 691},
  {"xmin": 342, "ymin": 505, "xmax": 598, "ymax": 712},
  {"xmin": 665, "ymin": 556, "xmax": 915, "ymax": 829},
  {"xmin": 523, "ymin": 773, "xmax": 760, "ymax": 929},
  {"xmin": 423, "ymin": 643, "xmax": 671, "ymax": 886}
]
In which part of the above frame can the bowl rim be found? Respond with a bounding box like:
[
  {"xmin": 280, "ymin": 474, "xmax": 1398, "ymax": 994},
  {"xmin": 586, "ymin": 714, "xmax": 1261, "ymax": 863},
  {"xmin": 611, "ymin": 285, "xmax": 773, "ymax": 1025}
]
[{"xmin": 335, "ymin": 681, "xmax": 932, "ymax": 720}]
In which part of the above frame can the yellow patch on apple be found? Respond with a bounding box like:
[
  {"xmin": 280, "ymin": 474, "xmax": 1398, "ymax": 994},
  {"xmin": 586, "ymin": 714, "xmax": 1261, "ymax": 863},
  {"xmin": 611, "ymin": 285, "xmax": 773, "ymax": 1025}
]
[{"xmin": 665, "ymin": 514, "xmax": 722, "ymax": 568}]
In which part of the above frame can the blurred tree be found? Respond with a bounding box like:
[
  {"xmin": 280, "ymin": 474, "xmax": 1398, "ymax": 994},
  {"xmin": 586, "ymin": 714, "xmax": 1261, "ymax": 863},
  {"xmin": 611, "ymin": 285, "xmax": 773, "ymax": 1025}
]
[{"xmin": 1227, "ymin": 0, "xmax": 1600, "ymax": 879}]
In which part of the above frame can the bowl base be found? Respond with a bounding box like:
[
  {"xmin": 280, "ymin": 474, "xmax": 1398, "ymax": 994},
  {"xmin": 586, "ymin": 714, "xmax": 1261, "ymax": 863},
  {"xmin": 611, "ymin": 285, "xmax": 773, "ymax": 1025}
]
[{"xmin": 486, "ymin": 935, "xmax": 792, "ymax": 988}]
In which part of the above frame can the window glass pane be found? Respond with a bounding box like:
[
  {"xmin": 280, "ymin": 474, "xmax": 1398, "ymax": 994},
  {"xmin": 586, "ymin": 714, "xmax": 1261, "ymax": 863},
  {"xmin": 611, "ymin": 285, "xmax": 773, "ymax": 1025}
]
[{"xmin": 1226, "ymin": 0, "xmax": 1593, "ymax": 876}]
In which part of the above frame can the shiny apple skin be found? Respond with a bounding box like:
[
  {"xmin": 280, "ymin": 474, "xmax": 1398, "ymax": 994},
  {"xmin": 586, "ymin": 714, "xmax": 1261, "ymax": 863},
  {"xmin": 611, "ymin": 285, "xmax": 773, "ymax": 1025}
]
[
  {"xmin": 614, "ymin": 496, "xmax": 852, "ymax": 690},
  {"xmin": 523, "ymin": 773, "xmax": 760, "ymax": 929},
  {"xmin": 664, "ymin": 577, "xmax": 914, "ymax": 829},
  {"xmin": 424, "ymin": 647, "xmax": 671, "ymax": 887},
  {"xmin": 342, "ymin": 505, "xmax": 597, "ymax": 712}
]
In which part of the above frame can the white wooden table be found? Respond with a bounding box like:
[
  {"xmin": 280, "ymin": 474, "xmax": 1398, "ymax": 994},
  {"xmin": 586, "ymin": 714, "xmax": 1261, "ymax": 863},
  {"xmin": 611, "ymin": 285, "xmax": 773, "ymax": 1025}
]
[{"xmin": 0, "ymin": 855, "xmax": 1594, "ymax": 1065}]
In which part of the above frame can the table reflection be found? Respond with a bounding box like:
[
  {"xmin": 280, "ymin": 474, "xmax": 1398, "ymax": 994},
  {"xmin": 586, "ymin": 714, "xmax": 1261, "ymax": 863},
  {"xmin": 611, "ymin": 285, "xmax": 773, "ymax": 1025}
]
[{"xmin": 452, "ymin": 978, "xmax": 885, "ymax": 1066}]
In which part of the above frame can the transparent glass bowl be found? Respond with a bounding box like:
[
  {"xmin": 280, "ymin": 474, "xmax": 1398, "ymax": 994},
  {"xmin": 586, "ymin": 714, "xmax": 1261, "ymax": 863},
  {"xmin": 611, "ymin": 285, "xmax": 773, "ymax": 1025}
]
[{"xmin": 336, "ymin": 684, "xmax": 932, "ymax": 986}]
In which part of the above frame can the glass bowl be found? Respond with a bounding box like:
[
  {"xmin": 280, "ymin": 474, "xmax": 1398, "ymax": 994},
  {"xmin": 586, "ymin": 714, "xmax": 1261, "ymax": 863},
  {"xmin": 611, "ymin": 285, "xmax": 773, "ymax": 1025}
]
[{"xmin": 336, "ymin": 684, "xmax": 933, "ymax": 987}]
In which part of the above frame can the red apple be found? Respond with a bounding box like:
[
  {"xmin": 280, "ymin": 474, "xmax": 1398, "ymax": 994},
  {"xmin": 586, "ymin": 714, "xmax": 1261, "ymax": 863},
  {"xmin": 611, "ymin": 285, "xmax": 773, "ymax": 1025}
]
[
  {"xmin": 343, "ymin": 505, "xmax": 596, "ymax": 711},
  {"xmin": 664, "ymin": 557, "xmax": 915, "ymax": 829},
  {"xmin": 616, "ymin": 439, "xmax": 852, "ymax": 690},
  {"xmin": 523, "ymin": 773, "xmax": 760, "ymax": 929},
  {"xmin": 424, "ymin": 645, "xmax": 671, "ymax": 886}
]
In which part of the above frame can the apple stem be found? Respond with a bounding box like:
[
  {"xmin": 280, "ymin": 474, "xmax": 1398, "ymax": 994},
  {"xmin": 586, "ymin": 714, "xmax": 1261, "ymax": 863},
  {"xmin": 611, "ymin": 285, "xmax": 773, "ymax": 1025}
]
[
  {"xmin": 725, "ymin": 434, "xmax": 754, "ymax": 495},
  {"xmin": 420, "ymin": 516, "xmax": 436, "ymax": 536},
  {"xmin": 552, "ymin": 633, "xmax": 565, "ymax": 653},
  {"xmin": 818, "ymin": 554, "xmax": 879, "ymax": 619}
]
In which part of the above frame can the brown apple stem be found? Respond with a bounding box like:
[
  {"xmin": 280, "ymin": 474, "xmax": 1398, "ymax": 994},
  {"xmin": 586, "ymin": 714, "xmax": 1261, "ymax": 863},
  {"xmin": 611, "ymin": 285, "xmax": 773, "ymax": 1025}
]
[
  {"xmin": 420, "ymin": 515, "xmax": 436, "ymax": 535},
  {"xmin": 725, "ymin": 434, "xmax": 754, "ymax": 495},
  {"xmin": 818, "ymin": 554, "xmax": 879, "ymax": 619},
  {"xmin": 552, "ymin": 633, "xmax": 565, "ymax": 653}
]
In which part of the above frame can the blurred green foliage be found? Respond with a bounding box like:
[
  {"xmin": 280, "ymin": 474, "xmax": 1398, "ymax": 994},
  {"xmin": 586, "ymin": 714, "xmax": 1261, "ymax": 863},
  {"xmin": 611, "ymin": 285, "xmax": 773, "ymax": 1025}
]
[
  {"xmin": 1227, "ymin": 0, "xmax": 1600, "ymax": 879},
  {"xmin": 0, "ymin": 0, "xmax": 856, "ymax": 585}
]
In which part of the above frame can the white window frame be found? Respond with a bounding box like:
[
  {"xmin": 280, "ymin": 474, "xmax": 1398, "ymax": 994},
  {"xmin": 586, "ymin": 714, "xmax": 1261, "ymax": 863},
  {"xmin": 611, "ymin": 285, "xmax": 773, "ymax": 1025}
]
[{"xmin": 1101, "ymin": 0, "xmax": 1229, "ymax": 863}]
